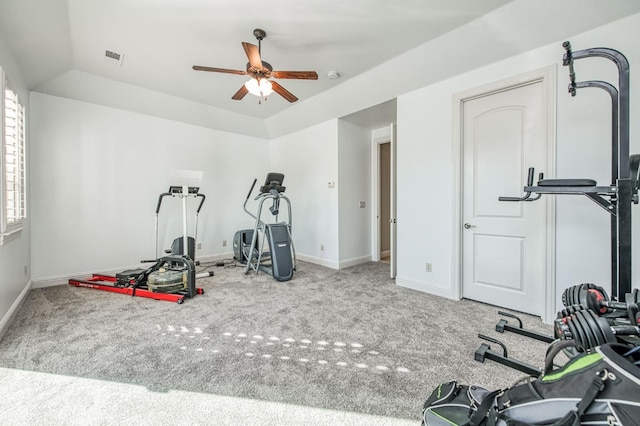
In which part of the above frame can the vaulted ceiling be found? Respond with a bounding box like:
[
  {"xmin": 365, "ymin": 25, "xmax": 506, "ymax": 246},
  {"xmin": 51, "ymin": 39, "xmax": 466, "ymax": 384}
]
[{"xmin": 1, "ymin": 0, "xmax": 639, "ymax": 138}]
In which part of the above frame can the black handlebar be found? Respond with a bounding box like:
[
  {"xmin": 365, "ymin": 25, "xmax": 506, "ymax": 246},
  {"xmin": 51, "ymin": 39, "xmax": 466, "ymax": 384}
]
[
  {"xmin": 563, "ymin": 41, "xmax": 577, "ymax": 96},
  {"xmin": 196, "ymin": 194, "xmax": 206, "ymax": 213},
  {"xmin": 246, "ymin": 178, "xmax": 258, "ymax": 200},
  {"xmin": 156, "ymin": 192, "xmax": 172, "ymax": 214},
  {"xmin": 498, "ymin": 168, "xmax": 540, "ymax": 202},
  {"xmin": 156, "ymin": 190, "xmax": 206, "ymax": 214}
]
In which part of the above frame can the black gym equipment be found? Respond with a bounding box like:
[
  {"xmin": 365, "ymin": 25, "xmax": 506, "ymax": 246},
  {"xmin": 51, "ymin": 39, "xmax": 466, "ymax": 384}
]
[
  {"xmin": 562, "ymin": 283, "xmax": 640, "ymax": 319},
  {"xmin": 474, "ymin": 333, "xmax": 544, "ymax": 378},
  {"xmin": 475, "ymin": 41, "xmax": 640, "ymax": 376},
  {"xmin": 495, "ymin": 311, "xmax": 554, "ymax": 344},
  {"xmin": 499, "ymin": 42, "xmax": 639, "ymax": 301},
  {"xmin": 554, "ymin": 308, "xmax": 640, "ymax": 352},
  {"xmin": 234, "ymin": 173, "xmax": 296, "ymax": 281}
]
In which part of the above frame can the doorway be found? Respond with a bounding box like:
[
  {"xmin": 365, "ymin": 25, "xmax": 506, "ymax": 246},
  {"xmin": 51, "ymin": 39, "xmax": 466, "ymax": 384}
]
[
  {"xmin": 371, "ymin": 123, "xmax": 397, "ymax": 278},
  {"xmin": 453, "ymin": 67, "xmax": 556, "ymax": 322},
  {"xmin": 379, "ymin": 142, "xmax": 391, "ymax": 264}
]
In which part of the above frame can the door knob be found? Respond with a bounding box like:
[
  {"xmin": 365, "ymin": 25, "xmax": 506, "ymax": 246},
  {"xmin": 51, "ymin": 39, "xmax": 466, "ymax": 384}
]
[{"xmin": 463, "ymin": 223, "xmax": 476, "ymax": 229}]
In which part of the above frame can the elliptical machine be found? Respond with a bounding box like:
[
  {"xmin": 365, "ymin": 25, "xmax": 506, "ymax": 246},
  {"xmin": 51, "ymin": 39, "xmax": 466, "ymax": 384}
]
[{"xmin": 234, "ymin": 173, "xmax": 296, "ymax": 281}]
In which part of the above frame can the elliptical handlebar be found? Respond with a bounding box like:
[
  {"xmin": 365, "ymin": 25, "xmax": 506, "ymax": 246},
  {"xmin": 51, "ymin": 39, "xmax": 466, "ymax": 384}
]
[
  {"xmin": 247, "ymin": 179, "xmax": 258, "ymax": 200},
  {"xmin": 243, "ymin": 179, "xmax": 258, "ymax": 219},
  {"xmin": 242, "ymin": 174, "xmax": 290, "ymax": 222}
]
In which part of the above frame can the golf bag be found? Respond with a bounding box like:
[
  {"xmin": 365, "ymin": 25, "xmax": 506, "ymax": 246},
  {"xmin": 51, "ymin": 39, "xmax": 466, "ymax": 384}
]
[{"xmin": 422, "ymin": 343, "xmax": 640, "ymax": 425}]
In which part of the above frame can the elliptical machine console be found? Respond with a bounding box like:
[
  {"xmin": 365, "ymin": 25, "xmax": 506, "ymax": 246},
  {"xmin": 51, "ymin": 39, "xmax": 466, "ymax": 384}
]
[{"xmin": 234, "ymin": 173, "xmax": 296, "ymax": 281}]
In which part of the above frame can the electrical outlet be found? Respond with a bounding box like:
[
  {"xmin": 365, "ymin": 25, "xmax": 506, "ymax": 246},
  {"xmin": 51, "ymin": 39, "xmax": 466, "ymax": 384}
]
[
  {"xmin": 24, "ymin": 265, "xmax": 27, "ymax": 275},
  {"xmin": 197, "ymin": 243, "xmax": 202, "ymax": 250},
  {"xmin": 321, "ymin": 244, "xmax": 324, "ymax": 251},
  {"xmin": 425, "ymin": 262, "xmax": 432, "ymax": 272},
  {"xmin": 222, "ymin": 240, "xmax": 227, "ymax": 247}
]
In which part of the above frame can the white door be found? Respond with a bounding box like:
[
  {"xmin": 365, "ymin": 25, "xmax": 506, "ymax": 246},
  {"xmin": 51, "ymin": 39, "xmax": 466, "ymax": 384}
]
[
  {"xmin": 389, "ymin": 123, "xmax": 397, "ymax": 279},
  {"xmin": 462, "ymin": 81, "xmax": 547, "ymax": 315}
]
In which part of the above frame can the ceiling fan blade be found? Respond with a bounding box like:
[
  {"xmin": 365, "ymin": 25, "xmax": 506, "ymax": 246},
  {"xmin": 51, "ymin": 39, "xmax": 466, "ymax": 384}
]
[
  {"xmin": 192, "ymin": 65, "xmax": 247, "ymax": 75},
  {"xmin": 270, "ymin": 81, "xmax": 298, "ymax": 103},
  {"xmin": 271, "ymin": 71, "xmax": 318, "ymax": 80},
  {"xmin": 232, "ymin": 84, "xmax": 249, "ymax": 100},
  {"xmin": 242, "ymin": 42, "xmax": 262, "ymax": 69}
]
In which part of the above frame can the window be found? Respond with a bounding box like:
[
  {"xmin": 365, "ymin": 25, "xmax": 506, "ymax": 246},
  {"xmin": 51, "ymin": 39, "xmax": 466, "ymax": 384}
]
[{"xmin": 1, "ymin": 67, "xmax": 26, "ymax": 245}]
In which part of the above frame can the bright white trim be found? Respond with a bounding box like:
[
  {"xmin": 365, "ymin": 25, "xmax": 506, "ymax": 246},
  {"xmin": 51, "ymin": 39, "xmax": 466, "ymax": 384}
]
[
  {"xmin": 0, "ymin": 226, "xmax": 23, "ymax": 245},
  {"xmin": 370, "ymin": 129, "xmax": 391, "ymax": 262},
  {"xmin": 31, "ymin": 252, "xmax": 238, "ymax": 288},
  {"xmin": 0, "ymin": 279, "xmax": 31, "ymax": 341},
  {"xmin": 396, "ymin": 276, "xmax": 456, "ymax": 299},
  {"xmin": 452, "ymin": 65, "xmax": 557, "ymax": 324},
  {"xmin": 295, "ymin": 253, "xmax": 339, "ymax": 270},
  {"xmin": 1, "ymin": 68, "xmax": 27, "ymax": 246},
  {"xmin": 339, "ymin": 255, "xmax": 371, "ymax": 269}
]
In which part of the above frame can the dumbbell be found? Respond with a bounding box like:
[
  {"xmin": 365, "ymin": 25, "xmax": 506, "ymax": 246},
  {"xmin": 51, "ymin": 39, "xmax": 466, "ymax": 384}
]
[
  {"xmin": 562, "ymin": 283, "xmax": 639, "ymax": 317},
  {"xmin": 554, "ymin": 308, "xmax": 640, "ymax": 352}
]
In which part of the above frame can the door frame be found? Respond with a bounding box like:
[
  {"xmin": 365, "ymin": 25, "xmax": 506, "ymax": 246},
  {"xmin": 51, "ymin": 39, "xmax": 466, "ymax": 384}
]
[
  {"xmin": 451, "ymin": 66, "xmax": 557, "ymax": 323},
  {"xmin": 371, "ymin": 124, "xmax": 396, "ymax": 278}
]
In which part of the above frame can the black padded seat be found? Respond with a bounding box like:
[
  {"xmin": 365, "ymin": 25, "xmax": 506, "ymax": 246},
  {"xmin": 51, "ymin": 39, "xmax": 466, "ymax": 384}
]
[{"xmin": 538, "ymin": 178, "xmax": 597, "ymax": 186}]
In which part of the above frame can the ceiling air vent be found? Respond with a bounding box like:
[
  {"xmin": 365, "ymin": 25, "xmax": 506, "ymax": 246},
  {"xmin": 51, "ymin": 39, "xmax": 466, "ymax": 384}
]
[{"xmin": 103, "ymin": 49, "xmax": 124, "ymax": 67}]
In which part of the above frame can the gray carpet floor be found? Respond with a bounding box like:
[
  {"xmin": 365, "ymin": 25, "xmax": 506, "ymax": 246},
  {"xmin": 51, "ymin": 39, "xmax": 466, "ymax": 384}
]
[{"xmin": 0, "ymin": 260, "xmax": 554, "ymax": 425}]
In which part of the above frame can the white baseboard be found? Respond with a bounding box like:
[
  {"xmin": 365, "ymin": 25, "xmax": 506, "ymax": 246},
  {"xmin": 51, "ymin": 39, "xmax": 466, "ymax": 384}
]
[
  {"xmin": 296, "ymin": 254, "xmax": 371, "ymax": 270},
  {"xmin": 0, "ymin": 280, "xmax": 31, "ymax": 341},
  {"xmin": 295, "ymin": 254, "xmax": 339, "ymax": 269},
  {"xmin": 31, "ymin": 252, "xmax": 237, "ymax": 289},
  {"xmin": 395, "ymin": 276, "xmax": 457, "ymax": 300},
  {"xmin": 339, "ymin": 255, "xmax": 372, "ymax": 269},
  {"xmin": 31, "ymin": 251, "xmax": 365, "ymax": 288},
  {"xmin": 380, "ymin": 250, "xmax": 390, "ymax": 258}
]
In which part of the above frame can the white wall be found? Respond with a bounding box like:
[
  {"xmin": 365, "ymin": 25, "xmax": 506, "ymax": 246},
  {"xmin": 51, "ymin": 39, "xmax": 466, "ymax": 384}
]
[
  {"xmin": 337, "ymin": 120, "xmax": 371, "ymax": 267},
  {"xmin": 270, "ymin": 120, "xmax": 340, "ymax": 268},
  {"xmin": 4, "ymin": 9, "xmax": 640, "ymax": 337},
  {"xmin": 29, "ymin": 93, "xmax": 270, "ymax": 283},
  {"xmin": 395, "ymin": 13, "xmax": 640, "ymax": 310},
  {"xmin": 0, "ymin": 32, "xmax": 31, "ymax": 336}
]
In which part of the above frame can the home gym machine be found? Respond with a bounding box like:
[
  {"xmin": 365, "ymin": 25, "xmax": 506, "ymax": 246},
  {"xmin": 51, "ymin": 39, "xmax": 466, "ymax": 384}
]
[
  {"xmin": 474, "ymin": 41, "xmax": 640, "ymax": 375},
  {"xmin": 68, "ymin": 181, "xmax": 211, "ymax": 304},
  {"xmin": 234, "ymin": 173, "xmax": 296, "ymax": 281},
  {"xmin": 68, "ymin": 255, "xmax": 202, "ymax": 304},
  {"xmin": 154, "ymin": 185, "xmax": 205, "ymax": 261},
  {"xmin": 499, "ymin": 41, "xmax": 638, "ymax": 300}
]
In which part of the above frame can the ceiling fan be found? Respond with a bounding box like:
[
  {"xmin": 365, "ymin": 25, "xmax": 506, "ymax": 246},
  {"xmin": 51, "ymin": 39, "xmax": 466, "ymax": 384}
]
[{"xmin": 192, "ymin": 29, "xmax": 318, "ymax": 103}]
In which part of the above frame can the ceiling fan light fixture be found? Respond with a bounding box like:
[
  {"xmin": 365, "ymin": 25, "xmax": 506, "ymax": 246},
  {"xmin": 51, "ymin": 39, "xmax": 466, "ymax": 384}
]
[
  {"xmin": 244, "ymin": 78, "xmax": 273, "ymax": 98},
  {"xmin": 259, "ymin": 79, "xmax": 273, "ymax": 96}
]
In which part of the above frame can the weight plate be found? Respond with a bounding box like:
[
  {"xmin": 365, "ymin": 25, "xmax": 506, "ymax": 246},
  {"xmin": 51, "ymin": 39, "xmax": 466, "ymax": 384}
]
[
  {"xmin": 581, "ymin": 309, "xmax": 609, "ymax": 346},
  {"xmin": 573, "ymin": 283, "xmax": 588, "ymax": 307},
  {"xmin": 566, "ymin": 284, "xmax": 579, "ymax": 306},
  {"xmin": 573, "ymin": 310, "xmax": 598, "ymax": 349},
  {"xmin": 596, "ymin": 315, "xmax": 616, "ymax": 344},
  {"xmin": 566, "ymin": 314, "xmax": 589, "ymax": 352}
]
